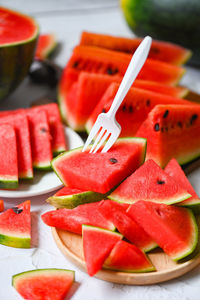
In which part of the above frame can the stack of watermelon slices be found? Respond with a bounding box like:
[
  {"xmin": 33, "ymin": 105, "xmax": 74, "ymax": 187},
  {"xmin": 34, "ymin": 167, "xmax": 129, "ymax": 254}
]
[
  {"xmin": 0, "ymin": 103, "xmax": 67, "ymax": 189},
  {"xmin": 42, "ymin": 139, "xmax": 200, "ymax": 276},
  {"xmin": 58, "ymin": 31, "xmax": 200, "ymax": 167}
]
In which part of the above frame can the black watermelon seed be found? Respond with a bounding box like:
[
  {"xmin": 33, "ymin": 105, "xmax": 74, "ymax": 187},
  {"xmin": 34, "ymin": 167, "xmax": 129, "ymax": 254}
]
[
  {"xmin": 161, "ymin": 127, "xmax": 164, "ymax": 132},
  {"xmin": 163, "ymin": 110, "xmax": 169, "ymax": 118},
  {"xmin": 190, "ymin": 114, "xmax": 198, "ymax": 125},
  {"xmin": 129, "ymin": 105, "xmax": 133, "ymax": 113},
  {"xmin": 72, "ymin": 61, "xmax": 79, "ymax": 68},
  {"xmin": 146, "ymin": 99, "xmax": 151, "ymax": 106},
  {"xmin": 157, "ymin": 180, "xmax": 165, "ymax": 185},
  {"xmin": 12, "ymin": 207, "xmax": 23, "ymax": 214},
  {"xmin": 106, "ymin": 68, "xmax": 118, "ymax": 75},
  {"xmin": 40, "ymin": 127, "xmax": 47, "ymax": 133},
  {"xmin": 177, "ymin": 121, "xmax": 182, "ymax": 128},
  {"xmin": 122, "ymin": 104, "xmax": 126, "ymax": 112},
  {"xmin": 109, "ymin": 158, "xmax": 118, "ymax": 164},
  {"xmin": 151, "ymin": 47, "xmax": 160, "ymax": 54},
  {"xmin": 154, "ymin": 123, "xmax": 160, "ymax": 131},
  {"xmin": 102, "ymin": 108, "xmax": 106, "ymax": 113}
]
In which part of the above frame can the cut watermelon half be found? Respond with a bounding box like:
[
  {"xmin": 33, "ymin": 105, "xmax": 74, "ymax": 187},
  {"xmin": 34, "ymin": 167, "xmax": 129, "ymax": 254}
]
[
  {"xmin": 35, "ymin": 33, "xmax": 57, "ymax": 60},
  {"xmin": 109, "ymin": 159, "xmax": 191, "ymax": 205},
  {"xmin": 0, "ymin": 200, "xmax": 31, "ymax": 248},
  {"xmin": 86, "ymin": 83, "xmax": 190, "ymax": 137},
  {"xmin": 127, "ymin": 201, "xmax": 198, "ymax": 261},
  {"xmin": 52, "ymin": 137, "xmax": 146, "ymax": 194},
  {"xmin": 0, "ymin": 124, "xmax": 18, "ymax": 189},
  {"xmin": 98, "ymin": 200, "xmax": 157, "ymax": 252},
  {"xmin": 80, "ymin": 32, "xmax": 192, "ymax": 65},
  {"xmin": 47, "ymin": 186, "xmax": 107, "ymax": 209},
  {"xmin": 82, "ymin": 224, "xmax": 123, "ymax": 276},
  {"xmin": 0, "ymin": 112, "xmax": 33, "ymax": 179},
  {"xmin": 104, "ymin": 240, "xmax": 155, "ymax": 273},
  {"xmin": 12, "ymin": 268, "xmax": 75, "ymax": 300},
  {"xmin": 136, "ymin": 104, "xmax": 200, "ymax": 167},
  {"xmin": 41, "ymin": 201, "xmax": 115, "ymax": 234},
  {"xmin": 165, "ymin": 158, "xmax": 200, "ymax": 208}
]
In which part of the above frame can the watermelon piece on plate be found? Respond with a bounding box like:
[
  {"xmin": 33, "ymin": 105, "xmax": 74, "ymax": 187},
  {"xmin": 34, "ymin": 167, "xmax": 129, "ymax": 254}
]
[
  {"xmin": 0, "ymin": 124, "xmax": 18, "ymax": 189},
  {"xmin": 0, "ymin": 200, "xmax": 31, "ymax": 248},
  {"xmin": 136, "ymin": 104, "xmax": 200, "ymax": 167},
  {"xmin": 80, "ymin": 32, "xmax": 192, "ymax": 65},
  {"xmin": 35, "ymin": 33, "xmax": 57, "ymax": 60},
  {"xmin": 41, "ymin": 201, "xmax": 115, "ymax": 234},
  {"xmin": 98, "ymin": 200, "xmax": 157, "ymax": 252},
  {"xmin": 165, "ymin": 158, "xmax": 200, "ymax": 208},
  {"xmin": 27, "ymin": 109, "xmax": 52, "ymax": 169},
  {"xmin": 0, "ymin": 200, "xmax": 4, "ymax": 212},
  {"xmin": 12, "ymin": 268, "xmax": 75, "ymax": 300},
  {"xmin": 109, "ymin": 159, "xmax": 191, "ymax": 205},
  {"xmin": 47, "ymin": 186, "xmax": 107, "ymax": 209},
  {"xmin": 82, "ymin": 224, "xmax": 123, "ymax": 276},
  {"xmin": 0, "ymin": 113, "xmax": 33, "ymax": 179},
  {"xmin": 52, "ymin": 137, "xmax": 146, "ymax": 194},
  {"xmin": 86, "ymin": 83, "xmax": 190, "ymax": 137},
  {"xmin": 104, "ymin": 240, "xmax": 155, "ymax": 273},
  {"xmin": 127, "ymin": 201, "xmax": 198, "ymax": 261}
]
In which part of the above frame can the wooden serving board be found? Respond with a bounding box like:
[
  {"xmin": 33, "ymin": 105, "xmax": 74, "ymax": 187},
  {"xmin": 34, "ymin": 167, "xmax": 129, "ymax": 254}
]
[{"xmin": 52, "ymin": 227, "xmax": 200, "ymax": 285}]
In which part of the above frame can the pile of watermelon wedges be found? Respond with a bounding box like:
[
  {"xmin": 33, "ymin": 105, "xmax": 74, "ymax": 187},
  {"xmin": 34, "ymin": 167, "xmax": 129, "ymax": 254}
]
[
  {"xmin": 42, "ymin": 138, "xmax": 200, "ymax": 277},
  {"xmin": 58, "ymin": 31, "xmax": 200, "ymax": 168}
]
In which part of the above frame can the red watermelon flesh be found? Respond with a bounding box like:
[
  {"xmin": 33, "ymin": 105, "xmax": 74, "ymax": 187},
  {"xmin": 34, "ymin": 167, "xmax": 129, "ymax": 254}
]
[
  {"xmin": 109, "ymin": 159, "xmax": 191, "ymax": 205},
  {"xmin": 0, "ymin": 200, "xmax": 4, "ymax": 212},
  {"xmin": 98, "ymin": 200, "xmax": 157, "ymax": 252},
  {"xmin": 12, "ymin": 268, "xmax": 75, "ymax": 300},
  {"xmin": 165, "ymin": 158, "xmax": 200, "ymax": 207},
  {"xmin": 104, "ymin": 240, "xmax": 155, "ymax": 272},
  {"xmin": 41, "ymin": 201, "xmax": 115, "ymax": 234},
  {"xmin": 86, "ymin": 83, "xmax": 191, "ymax": 137},
  {"xmin": 0, "ymin": 200, "xmax": 31, "ymax": 248},
  {"xmin": 0, "ymin": 113, "xmax": 33, "ymax": 179},
  {"xmin": 35, "ymin": 33, "xmax": 57, "ymax": 60},
  {"xmin": 136, "ymin": 104, "xmax": 200, "ymax": 167},
  {"xmin": 65, "ymin": 71, "xmax": 188, "ymax": 130},
  {"xmin": 82, "ymin": 225, "xmax": 122, "ymax": 276},
  {"xmin": 127, "ymin": 201, "xmax": 198, "ymax": 261},
  {"xmin": 52, "ymin": 137, "xmax": 146, "ymax": 194},
  {"xmin": 27, "ymin": 109, "xmax": 52, "ymax": 169},
  {"xmin": 0, "ymin": 124, "xmax": 18, "ymax": 189},
  {"xmin": 55, "ymin": 186, "xmax": 84, "ymax": 197}
]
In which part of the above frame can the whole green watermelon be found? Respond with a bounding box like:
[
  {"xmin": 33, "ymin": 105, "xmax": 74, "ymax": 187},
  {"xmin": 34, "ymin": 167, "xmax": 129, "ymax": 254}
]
[{"xmin": 121, "ymin": 0, "xmax": 200, "ymax": 65}]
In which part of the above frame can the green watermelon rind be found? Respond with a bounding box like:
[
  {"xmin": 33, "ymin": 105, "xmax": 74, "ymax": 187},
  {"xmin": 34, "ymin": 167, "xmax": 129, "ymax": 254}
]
[
  {"xmin": 33, "ymin": 162, "xmax": 52, "ymax": 171},
  {"xmin": 171, "ymin": 209, "xmax": 198, "ymax": 261},
  {"xmin": 0, "ymin": 178, "xmax": 18, "ymax": 190},
  {"xmin": 0, "ymin": 234, "xmax": 30, "ymax": 248},
  {"xmin": 47, "ymin": 190, "xmax": 108, "ymax": 209},
  {"xmin": 82, "ymin": 224, "xmax": 123, "ymax": 239},
  {"xmin": 143, "ymin": 241, "xmax": 158, "ymax": 253}
]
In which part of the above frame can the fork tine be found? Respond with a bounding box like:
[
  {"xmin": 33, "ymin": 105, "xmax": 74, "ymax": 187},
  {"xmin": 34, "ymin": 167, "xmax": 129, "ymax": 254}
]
[
  {"xmin": 93, "ymin": 130, "xmax": 110, "ymax": 154},
  {"xmin": 82, "ymin": 123, "xmax": 101, "ymax": 152},
  {"xmin": 101, "ymin": 132, "xmax": 119, "ymax": 153},
  {"xmin": 89, "ymin": 127, "xmax": 105, "ymax": 153}
]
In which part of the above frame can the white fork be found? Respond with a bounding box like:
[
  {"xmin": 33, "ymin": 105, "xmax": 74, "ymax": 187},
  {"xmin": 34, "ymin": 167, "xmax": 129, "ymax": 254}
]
[{"xmin": 82, "ymin": 36, "xmax": 152, "ymax": 154}]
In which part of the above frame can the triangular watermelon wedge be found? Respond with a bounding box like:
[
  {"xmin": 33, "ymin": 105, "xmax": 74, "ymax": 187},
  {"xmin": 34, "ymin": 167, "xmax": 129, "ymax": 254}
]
[
  {"xmin": 82, "ymin": 225, "xmax": 123, "ymax": 276},
  {"xmin": 104, "ymin": 240, "xmax": 155, "ymax": 273},
  {"xmin": 109, "ymin": 159, "xmax": 191, "ymax": 205},
  {"xmin": 165, "ymin": 158, "xmax": 200, "ymax": 208},
  {"xmin": 127, "ymin": 201, "xmax": 198, "ymax": 261},
  {"xmin": 0, "ymin": 200, "xmax": 31, "ymax": 248},
  {"xmin": 12, "ymin": 268, "xmax": 75, "ymax": 300}
]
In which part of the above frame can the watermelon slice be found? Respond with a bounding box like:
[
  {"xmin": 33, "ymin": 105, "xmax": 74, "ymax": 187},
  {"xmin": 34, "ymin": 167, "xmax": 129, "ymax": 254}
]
[
  {"xmin": 52, "ymin": 137, "xmax": 146, "ymax": 194},
  {"xmin": 0, "ymin": 200, "xmax": 31, "ymax": 248},
  {"xmin": 136, "ymin": 104, "xmax": 200, "ymax": 167},
  {"xmin": 165, "ymin": 158, "xmax": 200, "ymax": 208},
  {"xmin": 0, "ymin": 200, "xmax": 4, "ymax": 212},
  {"xmin": 104, "ymin": 240, "xmax": 155, "ymax": 273},
  {"xmin": 35, "ymin": 33, "xmax": 57, "ymax": 60},
  {"xmin": 41, "ymin": 201, "xmax": 115, "ymax": 234},
  {"xmin": 80, "ymin": 32, "xmax": 192, "ymax": 65},
  {"xmin": 12, "ymin": 268, "xmax": 75, "ymax": 300},
  {"xmin": 27, "ymin": 109, "xmax": 52, "ymax": 169},
  {"xmin": 0, "ymin": 113, "xmax": 33, "ymax": 179},
  {"xmin": 98, "ymin": 200, "xmax": 157, "ymax": 252},
  {"xmin": 127, "ymin": 201, "xmax": 198, "ymax": 261},
  {"xmin": 47, "ymin": 186, "xmax": 107, "ymax": 209},
  {"xmin": 109, "ymin": 159, "xmax": 191, "ymax": 205},
  {"xmin": 86, "ymin": 83, "xmax": 191, "ymax": 137},
  {"xmin": 0, "ymin": 124, "xmax": 18, "ymax": 189},
  {"xmin": 82, "ymin": 225, "xmax": 123, "ymax": 276}
]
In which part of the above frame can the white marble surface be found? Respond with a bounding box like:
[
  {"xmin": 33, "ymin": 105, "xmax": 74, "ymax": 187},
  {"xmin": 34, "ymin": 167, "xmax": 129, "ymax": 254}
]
[{"xmin": 0, "ymin": 1, "xmax": 200, "ymax": 299}]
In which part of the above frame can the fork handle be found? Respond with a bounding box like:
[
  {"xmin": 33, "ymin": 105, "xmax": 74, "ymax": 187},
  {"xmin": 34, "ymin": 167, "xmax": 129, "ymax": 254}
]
[{"xmin": 107, "ymin": 36, "xmax": 152, "ymax": 119}]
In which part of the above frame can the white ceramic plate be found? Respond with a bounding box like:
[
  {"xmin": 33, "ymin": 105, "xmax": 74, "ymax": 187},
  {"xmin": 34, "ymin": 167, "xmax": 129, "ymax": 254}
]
[{"xmin": 0, "ymin": 127, "xmax": 84, "ymax": 198}]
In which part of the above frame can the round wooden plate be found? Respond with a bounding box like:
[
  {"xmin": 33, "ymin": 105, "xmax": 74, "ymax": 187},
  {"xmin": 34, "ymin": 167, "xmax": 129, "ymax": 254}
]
[{"xmin": 52, "ymin": 227, "xmax": 200, "ymax": 285}]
